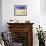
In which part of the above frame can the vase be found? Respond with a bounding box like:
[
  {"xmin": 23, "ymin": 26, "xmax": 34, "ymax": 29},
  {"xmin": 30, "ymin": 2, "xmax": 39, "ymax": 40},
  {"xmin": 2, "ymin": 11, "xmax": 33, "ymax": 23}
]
[{"xmin": 39, "ymin": 40, "xmax": 45, "ymax": 46}]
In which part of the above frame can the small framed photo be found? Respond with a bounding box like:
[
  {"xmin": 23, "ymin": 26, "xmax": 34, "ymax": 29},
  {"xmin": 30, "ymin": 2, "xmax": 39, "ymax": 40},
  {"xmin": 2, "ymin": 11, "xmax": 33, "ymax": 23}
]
[{"xmin": 14, "ymin": 5, "xmax": 27, "ymax": 16}]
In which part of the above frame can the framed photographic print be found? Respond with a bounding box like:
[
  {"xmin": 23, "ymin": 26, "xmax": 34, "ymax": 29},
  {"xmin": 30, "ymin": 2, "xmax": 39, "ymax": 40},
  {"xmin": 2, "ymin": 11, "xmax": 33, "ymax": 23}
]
[{"xmin": 14, "ymin": 5, "xmax": 27, "ymax": 16}]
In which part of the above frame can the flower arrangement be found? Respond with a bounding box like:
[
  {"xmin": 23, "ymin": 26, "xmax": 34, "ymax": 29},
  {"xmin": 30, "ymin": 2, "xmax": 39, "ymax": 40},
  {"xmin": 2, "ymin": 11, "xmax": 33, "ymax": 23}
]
[{"xmin": 36, "ymin": 25, "xmax": 45, "ymax": 42}]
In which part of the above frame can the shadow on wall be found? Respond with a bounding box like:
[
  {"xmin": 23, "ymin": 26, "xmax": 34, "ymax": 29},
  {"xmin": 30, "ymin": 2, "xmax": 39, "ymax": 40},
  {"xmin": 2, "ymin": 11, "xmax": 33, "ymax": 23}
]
[
  {"xmin": 0, "ymin": 0, "xmax": 2, "ymax": 32},
  {"xmin": 40, "ymin": 0, "xmax": 46, "ymax": 13}
]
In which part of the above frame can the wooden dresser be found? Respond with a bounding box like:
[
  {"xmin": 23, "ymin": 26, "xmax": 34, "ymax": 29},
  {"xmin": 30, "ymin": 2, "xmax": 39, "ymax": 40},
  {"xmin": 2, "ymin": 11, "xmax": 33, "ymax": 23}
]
[{"xmin": 7, "ymin": 23, "xmax": 34, "ymax": 46}]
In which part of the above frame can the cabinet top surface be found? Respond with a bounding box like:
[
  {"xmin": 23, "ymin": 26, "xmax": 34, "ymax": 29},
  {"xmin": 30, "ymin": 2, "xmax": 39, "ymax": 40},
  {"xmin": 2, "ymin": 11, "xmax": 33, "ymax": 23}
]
[{"xmin": 7, "ymin": 23, "xmax": 34, "ymax": 25}]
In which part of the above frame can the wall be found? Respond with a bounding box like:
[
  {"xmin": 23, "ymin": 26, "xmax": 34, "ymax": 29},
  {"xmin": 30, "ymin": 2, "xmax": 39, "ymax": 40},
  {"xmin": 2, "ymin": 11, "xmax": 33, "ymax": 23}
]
[
  {"xmin": 0, "ymin": 0, "xmax": 2, "ymax": 32},
  {"xmin": 2, "ymin": 0, "xmax": 46, "ymax": 46},
  {"xmin": 40, "ymin": 0, "xmax": 46, "ymax": 13},
  {"xmin": 40, "ymin": 0, "xmax": 46, "ymax": 31}
]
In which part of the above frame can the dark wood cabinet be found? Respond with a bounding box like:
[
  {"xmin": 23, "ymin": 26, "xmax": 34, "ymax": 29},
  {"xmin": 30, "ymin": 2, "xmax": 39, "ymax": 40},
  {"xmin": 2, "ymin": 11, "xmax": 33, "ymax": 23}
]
[{"xmin": 7, "ymin": 23, "xmax": 34, "ymax": 46}]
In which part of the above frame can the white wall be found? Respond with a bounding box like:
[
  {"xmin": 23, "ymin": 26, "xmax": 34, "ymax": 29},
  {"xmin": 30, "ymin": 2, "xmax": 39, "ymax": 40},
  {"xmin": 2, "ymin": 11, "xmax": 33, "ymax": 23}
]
[
  {"xmin": 40, "ymin": 0, "xmax": 46, "ymax": 13},
  {"xmin": 40, "ymin": 0, "xmax": 46, "ymax": 31},
  {"xmin": 0, "ymin": 0, "xmax": 2, "ymax": 32},
  {"xmin": 2, "ymin": 0, "xmax": 46, "ymax": 46}
]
